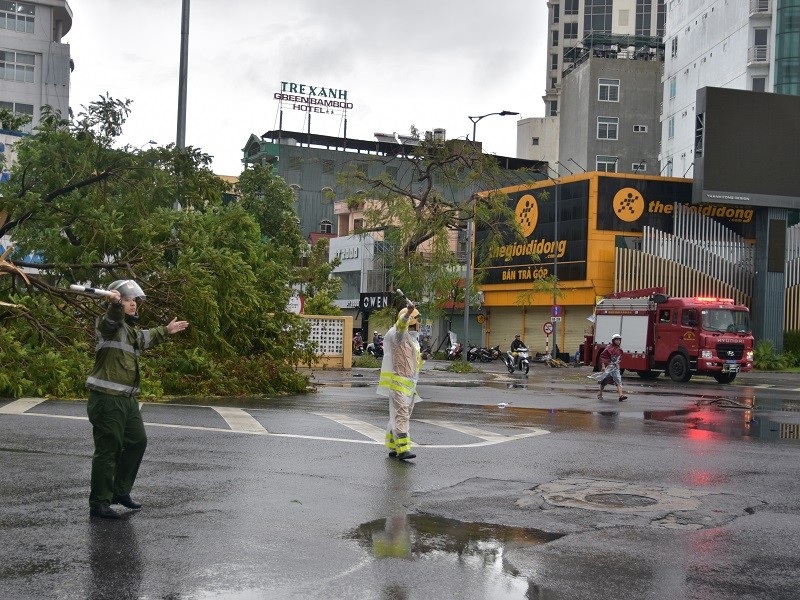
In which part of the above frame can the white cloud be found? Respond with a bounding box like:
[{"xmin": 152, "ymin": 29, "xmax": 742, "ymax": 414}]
[{"xmin": 67, "ymin": 0, "xmax": 548, "ymax": 175}]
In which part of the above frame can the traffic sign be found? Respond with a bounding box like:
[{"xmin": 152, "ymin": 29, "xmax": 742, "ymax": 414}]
[
  {"xmin": 543, "ymin": 322, "xmax": 553, "ymax": 335},
  {"xmin": 551, "ymin": 305, "xmax": 562, "ymax": 317},
  {"xmin": 550, "ymin": 316, "xmax": 562, "ymax": 322}
]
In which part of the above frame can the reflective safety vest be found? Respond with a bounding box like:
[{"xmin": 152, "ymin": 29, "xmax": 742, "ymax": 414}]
[
  {"xmin": 86, "ymin": 303, "xmax": 167, "ymax": 397},
  {"xmin": 377, "ymin": 318, "xmax": 421, "ymax": 399}
]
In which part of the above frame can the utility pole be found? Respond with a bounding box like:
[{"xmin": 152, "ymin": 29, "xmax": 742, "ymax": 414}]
[{"xmin": 176, "ymin": 0, "xmax": 190, "ymax": 149}]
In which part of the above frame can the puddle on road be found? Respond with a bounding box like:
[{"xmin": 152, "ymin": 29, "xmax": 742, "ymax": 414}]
[{"xmin": 347, "ymin": 514, "xmax": 562, "ymax": 595}]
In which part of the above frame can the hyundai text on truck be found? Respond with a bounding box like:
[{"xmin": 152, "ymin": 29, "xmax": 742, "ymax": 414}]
[{"xmin": 584, "ymin": 287, "xmax": 754, "ymax": 383}]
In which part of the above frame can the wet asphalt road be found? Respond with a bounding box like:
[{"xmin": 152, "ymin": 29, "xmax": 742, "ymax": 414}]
[{"xmin": 1, "ymin": 361, "xmax": 799, "ymax": 599}]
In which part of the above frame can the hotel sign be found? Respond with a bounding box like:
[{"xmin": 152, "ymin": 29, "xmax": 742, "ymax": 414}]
[{"xmin": 274, "ymin": 80, "xmax": 354, "ymax": 115}]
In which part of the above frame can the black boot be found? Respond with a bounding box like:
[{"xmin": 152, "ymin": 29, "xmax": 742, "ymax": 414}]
[
  {"xmin": 90, "ymin": 503, "xmax": 121, "ymax": 520},
  {"xmin": 112, "ymin": 494, "xmax": 142, "ymax": 510}
]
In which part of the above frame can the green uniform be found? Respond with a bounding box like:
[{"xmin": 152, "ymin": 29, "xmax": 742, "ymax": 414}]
[{"xmin": 86, "ymin": 302, "xmax": 167, "ymax": 508}]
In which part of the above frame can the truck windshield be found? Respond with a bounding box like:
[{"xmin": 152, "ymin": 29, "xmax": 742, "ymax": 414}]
[{"xmin": 701, "ymin": 309, "xmax": 751, "ymax": 333}]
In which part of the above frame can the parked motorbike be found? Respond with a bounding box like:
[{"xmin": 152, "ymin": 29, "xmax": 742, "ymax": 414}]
[
  {"xmin": 504, "ymin": 345, "xmax": 530, "ymax": 375},
  {"xmin": 447, "ymin": 341, "xmax": 463, "ymax": 360},
  {"xmin": 467, "ymin": 342, "xmax": 481, "ymax": 362},
  {"xmin": 477, "ymin": 345, "xmax": 501, "ymax": 362}
]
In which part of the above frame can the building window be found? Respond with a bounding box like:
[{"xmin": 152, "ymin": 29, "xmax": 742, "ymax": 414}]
[
  {"xmin": 597, "ymin": 116, "xmax": 618, "ymax": 140},
  {"xmin": 752, "ymin": 77, "xmax": 766, "ymax": 92},
  {"xmin": 598, "ymin": 78, "xmax": 620, "ymax": 101},
  {"xmin": 531, "ymin": 137, "xmax": 540, "ymax": 146},
  {"xmin": 635, "ymin": 0, "xmax": 652, "ymax": 35},
  {"xmin": 596, "ymin": 155, "xmax": 618, "ymax": 172},
  {"xmin": 0, "ymin": 50, "xmax": 34, "ymax": 83},
  {"xmin": 552, "ymin": 2, "xmax": 559, "ymax": 23},
  {"xmin": 585, "ymin": 0, "xmax": 613, "ymax": 33},
  {"xmin": 564, "ymin": 0, "xmax": 579, "ymax": 15},
  {"xmin": 564, "ymin": 22, "xmax": 578, "ymax": 39},
  {"xmin": 669, "ymin": 76, "xmax": 677, "ymax": 99},
  {"xmin": 633, "ymin": 124, "xmax": 648, "ymax": 133},
  {"xmin": 320, "ymin": 220, "xmax": 333, "ymax": 234},
  {"xmin": 551, "ymin": 29, "xmax": 559, "ymax": 47},
  {"xmin": 753, "ymin": 28, "xmax": 769, "ymax": 62},
  {"xmin": 671, "ymin": 37, "xmax": 678, "ymax": 58},
  {"xmin": 668, "ymin": 116, "xmax": 675, "ymax": 139},
  {"xmin": 550, "ymin": 54, "xmax": 559, "ymax": 70},
  {"xmin": 0, "ymin": 99, "xmax": 33, "ymax": 133},
  {"xmin": 632, "ymin": 161, "xmax": 646, "ymax": 172},
  {"xmin": 353, "ymin": 218, "xmax": 363, "ymax": 231},
  {"xmin": 549, "ymin": 100, "xmax": 558, "ymax": 117},
  {"xmin": 0, "ymin": 2, "xmax": 34, "ymax": 33},
  {"xmin": 551, "ymin": 76, "xmax": 558, "ymax": 89},
  {"xmin": 657, "ymin": 0, "xmax": 666, "ymax": 36}
]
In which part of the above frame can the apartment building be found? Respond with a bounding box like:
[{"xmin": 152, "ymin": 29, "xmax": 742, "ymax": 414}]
[
  {"xmin": 1, "ymin": 0, "xmax": 72, "ymax": 165},
  {"xmin": 518, "ymin": 0, "xmax": 665, "ymax": 168},
  {"xmin": 660, "ymin": 0, "xmax": 798, "ymax": 178}
]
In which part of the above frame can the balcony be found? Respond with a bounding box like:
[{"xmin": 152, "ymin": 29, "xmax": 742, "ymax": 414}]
[
  {"xmin": 750, "ymin": 0, "xmax": 771, "ymax": 15},
  {"xmin": 748, "ymin": 44, "xmax": 770, "ymax": 65}
]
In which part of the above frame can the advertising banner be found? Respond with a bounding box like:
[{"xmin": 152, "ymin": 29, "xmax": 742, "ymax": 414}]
[
  {"xmin": 596, "ymin": 177, "xmax": 755, "ymax": 238},
  {"xmin": 477, "ymin": 180, "xmax": 589, "ymax": 285}
]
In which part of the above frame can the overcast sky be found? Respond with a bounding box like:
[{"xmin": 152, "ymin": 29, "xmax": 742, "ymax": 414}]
[{"xmin": 67, "ymin": 0, "xmax": 548, "ymax": 176}]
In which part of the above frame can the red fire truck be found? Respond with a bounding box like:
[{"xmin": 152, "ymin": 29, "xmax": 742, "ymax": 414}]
[{"xmin": 584, "ymin": 287, "xmax": 754, "ymax": 384}]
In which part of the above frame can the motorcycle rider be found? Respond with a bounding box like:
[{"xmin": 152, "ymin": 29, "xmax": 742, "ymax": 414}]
[
  {"xmin": 377, "ymin": 301, "xmax": 422, "ymax": 461},
  {"xmin": 508, "ymin": 334, "xmax": 525, "ymax": 369}
]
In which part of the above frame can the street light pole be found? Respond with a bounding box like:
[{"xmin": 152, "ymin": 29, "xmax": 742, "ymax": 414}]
[{"xmin": 463, "ymin": 110, "xmax": 519, "ymax": 361}]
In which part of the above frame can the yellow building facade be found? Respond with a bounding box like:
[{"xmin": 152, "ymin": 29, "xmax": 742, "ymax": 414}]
[{"xmin": 476, "ymin": 172, "xmax": 755, "ymax": 358}]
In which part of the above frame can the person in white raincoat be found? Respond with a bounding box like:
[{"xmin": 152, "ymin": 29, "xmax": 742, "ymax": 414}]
[{"xmin": 377, "ymin": 301, "xmax": 422, "ymax": 460}]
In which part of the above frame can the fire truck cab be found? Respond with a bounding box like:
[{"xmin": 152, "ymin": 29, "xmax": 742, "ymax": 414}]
[{"xmin": 585, "ymin": 287, "xmax": 754, "ymax": 384}]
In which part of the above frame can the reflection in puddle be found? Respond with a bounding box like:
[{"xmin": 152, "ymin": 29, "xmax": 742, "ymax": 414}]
[
  {"xmin": 348, "ymin": 514, "xmax": 562, "ymax": 596},
  {"xmin": 644, "ymin": 407, "xmax": 800, "ymax": 441}
]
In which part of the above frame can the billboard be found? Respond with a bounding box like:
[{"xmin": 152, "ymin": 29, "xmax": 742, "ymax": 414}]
[
  {"xmin": 693, "ymin": 87, "xmax": 800, "ymax": 210},
  {"xmin": 596, "ymin": 176, "xmax": 755, "ymax": 238},
  {"xmin": 476, "ymin": 180, "xmax": 589, "ymax": 285}
]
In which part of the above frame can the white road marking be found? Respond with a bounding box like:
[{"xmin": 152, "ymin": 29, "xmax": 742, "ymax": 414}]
[
  {"xmin": 0, "ymin": 398, "xmax": 47, "ymax": 414},
  {"xmin": 314, "ymin": 412, "xmax": 385, "ymax": 442},
  {"xmin": 211, "ymin": 406, "xmax": 269, "ymax": 434},
  {"xmin": 0, "ymin": 402, "xmax": 550, "ymax": 448},
  {"xmin": 415, "ymin": 419, "xmax": 509, "ymax": 442}
]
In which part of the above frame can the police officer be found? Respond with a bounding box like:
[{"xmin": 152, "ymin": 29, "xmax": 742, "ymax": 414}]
[
  {"xmin": 86, "ymin": 280, "xmax": 189, "ymax": 519},
  {"xmin": 377, "ymin": 301, "xmax": 422, "ymax": 460}
]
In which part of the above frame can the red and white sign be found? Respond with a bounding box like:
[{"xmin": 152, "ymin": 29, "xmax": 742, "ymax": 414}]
[
  {"xmin": 543, "ymin": 322, "xmax": 553, "ymax": 336},
  {"xmin": 286, "ymin": 295, "xmax": 304, "ymax": 314}
]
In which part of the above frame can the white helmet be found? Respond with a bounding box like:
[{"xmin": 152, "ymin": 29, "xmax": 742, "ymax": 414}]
[
  {"xmin": 108, "ymin": 279, "xmax": 146, "ymax": 299},
  {"xmin": 611, "ymin": 334, "xmax": 622, "ymax": 341}
]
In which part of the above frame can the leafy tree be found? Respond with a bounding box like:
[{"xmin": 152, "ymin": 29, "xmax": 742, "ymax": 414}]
[
  {"xmin": 296, "ymin": 238, "xmax": 342, "ymax": 316},
  {"xmin": 0, "ymin": 96, "xmax": 313, "ymax": 398},
  {"xmin": 338, "ymin": 129, "xmax": 543, "ymax": 316}
]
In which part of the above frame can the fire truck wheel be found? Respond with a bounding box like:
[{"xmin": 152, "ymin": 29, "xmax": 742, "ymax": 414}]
[
  {"xmin": 636, "ymin": 370, "xmax": 660, "ymax": 380},
  {"xmin": 713, "ymin": 372, "xmax": 737, "ymax": 384},
  {"xmin": 667, "ymin": 354, "xmax": 692, "ymax": 383}
]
